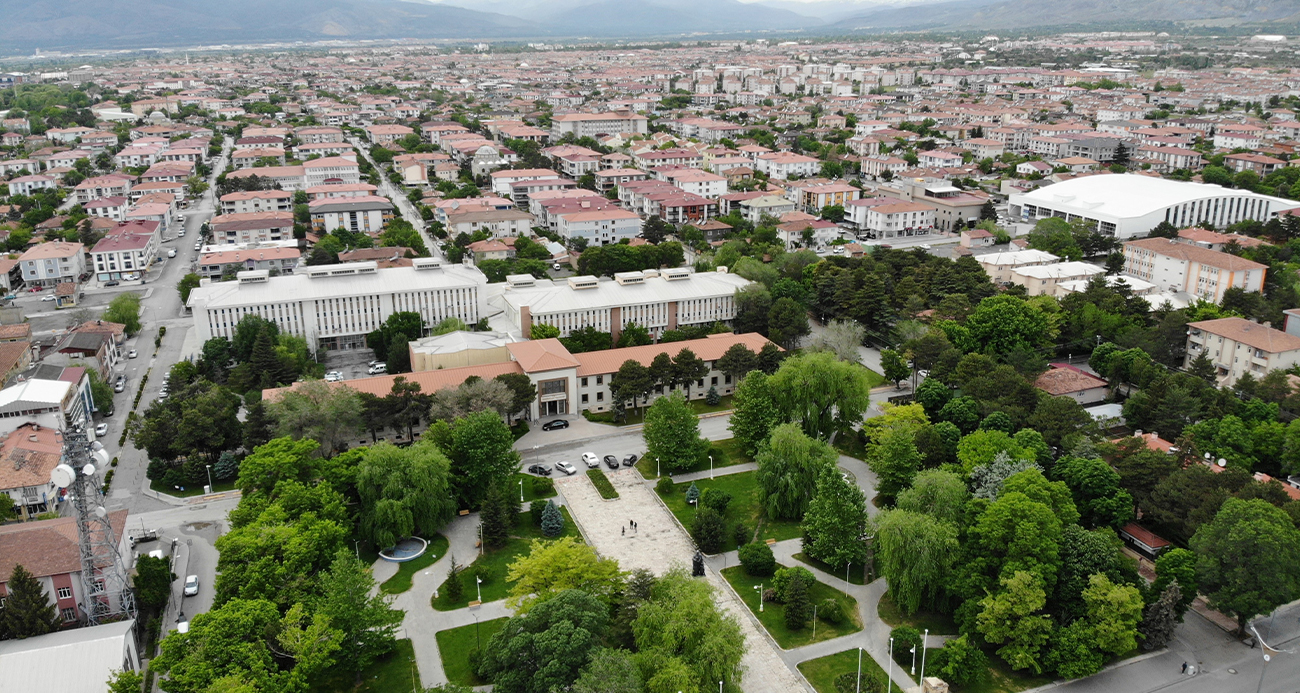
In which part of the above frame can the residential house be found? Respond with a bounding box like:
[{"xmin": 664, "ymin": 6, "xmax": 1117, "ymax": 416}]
[
  {"xmin": 19, "ymin": 243, "xmax": 85, "ymax": 288},
  {"xmin": 1185, "ymin": 317, "xmax": 1300, "ymax": 387},
  {"xmin": 1034, "ymin": 363, "xmax": 1110, "ymax": 404},
  {"xmin": 1123, "ymin": 237, "xmax": 1266, "ymax": 303}
]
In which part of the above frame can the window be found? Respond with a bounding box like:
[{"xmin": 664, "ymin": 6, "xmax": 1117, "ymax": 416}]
[
  {"xmin": 581, "ymin": 394, "xmax": 589, "ymax": 404},
  {"xmin": 597, "ymin": 392, "xmax": 604, "ymax": 402},
  {"xmin": 57, "ymin": 587, "xmax": 72, "ymax": 600},
  {"xmin": 581, "ymin": 377, "xmax": 588, "ymax": 387},
  {"xmin": 596, "ymin": 375, "xmax": 603, "ymax": 385},
  {"xmin": 60, "ymin": 607, "xmax": 76, "ymax": 622},
  {"xmin": 711, "ymin": 377, "xmax": 718, "ymax": 385}
]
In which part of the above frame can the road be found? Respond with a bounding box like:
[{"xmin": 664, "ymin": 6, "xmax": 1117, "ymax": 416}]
[
  {"xmin": 348, "ymin": 137, "xmax": 442, "ymax": 260},
  {"xmin": 126, "ymin": 497, "xmax": 237, "ymax": 636}
]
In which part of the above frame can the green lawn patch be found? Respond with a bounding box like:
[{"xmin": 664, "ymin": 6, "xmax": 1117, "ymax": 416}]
[
  {"xmin": 309, "ymin": 638, "xmax": 419, "ymax": 693},
  {"xmin": 509, "ymin": 472, "xmax": 557, "ymax": 503},
  {"xmin": 876, "ymin": 590, "xmax": 959, "ymax": 635},
  {"xmin": 435, "ymin": 618, "xmax": 508, "ymax": 687},
  {"xmin": 636, "ymin": 437, "xmax": 752, "ymax": 479},
  {"xmin": 721, "ymin": 566, "xmax": 861, "ymax": 649},
  {"xmin": 833, "ymin": 430, "xmax": 870, "ymax": 460},
  {"xmin": 862, "ymin": 366, "xmax": 887, "ymax": 389},
  {"xmin": 430, "ymin": 509, "xmax": 579, "ymax": 611},
  {"xmin": 658, "ymin": 471, "xmax": 801, "ymax": 552},
  {"xmin": 378, "ymin": 533, "xmax": 450, "ymax": 595},
  {"xmin": 587, "ymin": 469, "xmax": 619, "ymax": 499},
  {"xmin": 958, "ymin": 651, "xmax": 1052, "ymax": 693},
  {"xmin": 149, "ymin": 478, "xmax": 236, "ymax": 498},
  {"xmin": 797, "ymin": 648, "xmax": 892, "ymax": 693},
  {"xmin": 792, "ymin": 552, "xmax": 866, "ymax": 585}
]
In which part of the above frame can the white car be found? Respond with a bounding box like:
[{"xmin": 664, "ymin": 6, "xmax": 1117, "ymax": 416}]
[
  {"xmin": 41, "ymin": 295, "xmax": 55, "ymax": 301},
  {"xmin": 95, "ymin": 423, "xmax": 109, "ymax": 437},
  {"xmin": 127, "ymin": 349, "xmax": 138, "ymax": 359},
  {"xmin": 367, "ymin": 363, "xmax": 387, "ymax": 375},
  {"xmin": 324, "ymin": 371, "xmax": 344, "ymax": 382},
  {"xmin": 167, "ymin": 249, "xmax": 177, "ymax": 258},
  {"xmin": 555, "ymin": 461, "xmax": 577, "ymax": 476},
  {"xmin": 552, "ymin": 263, "xmax": 562, "ymax": 271},
  {"xmin": 183, "ymin": 575, "xmax": 199, "ymax": 596},
  {"xmin": 581, "ymin": 452, "xmax": 599, "ymax": 468}
]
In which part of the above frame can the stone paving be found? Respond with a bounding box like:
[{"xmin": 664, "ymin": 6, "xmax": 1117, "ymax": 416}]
[{"xmin": 556, "ymin": 468, "xmax": 811, "ymax": 693}]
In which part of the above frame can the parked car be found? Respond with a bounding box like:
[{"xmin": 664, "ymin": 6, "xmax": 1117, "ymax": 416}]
[
  {"xmin": 527, "ymin": 463, "xmax": 552, "ymax": 476},
  {"xmin": 622, "ymin": 454, "xmax": 639, "ymax": 467},
  {"xmin": 129, "ymin": 529, "xmax": 158, "ymax": 548},
  {"xmin": 94, "ymin": 423, "xmax": 109, "ymax": 437},
  {"xmin": 324, "ymin": 371, "xmax": 344, "ymax": 382},
  {"xmin": 541, "ymin": 419, "xmax": 569, "ymax": 431},
  {"xmin": 2, "ymin": 294, "xmax": 13, "ymax": 301},
  {"xmin": 41, "ymin": 294, "xmax": 55, "ymax": 301},
  {"xmin": 28, "ymin": 286, "xmax": 43, "ymax": 292},
  {"xmin": 603, "ymin": 455, "xmax": 619, "ymax": 470},
  {"xmin": 105, "ymin": 281, "xmax": 120, "ymax": 287},
  {"xmin": 554, "ymin": 461, "xmax": 577, "ymax": 475},
  {"xmin": 114, "ymin": 379, "xmax": 126, "ymax": 393},
  {"xmin": 127, "ymin": 349, "xmax": 138, "ymax": 359},
  {"xmin": 124, "ymin": 273, "xmax": 140, "ymax": 281},
  {"xmin": 552, "ymin": 263, "xmax": 562, "ymax": 271},
  {"xmin": 581, "ymin": 452, "xmax": 599, "ymax": 468},
  {"xmin": 367, "ymin": 362, "xmax": 387, "ymax": 375},
  {"xmin": 183, "ymin": 575, "xmax": 200, "ymax": 596},
  {"xmin": 167, "ymin": 249, "xmax": 177, "ymax": 258}
]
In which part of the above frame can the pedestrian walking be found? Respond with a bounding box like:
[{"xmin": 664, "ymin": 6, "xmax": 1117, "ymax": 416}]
[
  {"xmin": 622, "ymin": 527, "xmax": 625, "ymax": 536},
  {"xmin": 1181, "ymin": 662, "xmax": 1187, "ymax": 674}
]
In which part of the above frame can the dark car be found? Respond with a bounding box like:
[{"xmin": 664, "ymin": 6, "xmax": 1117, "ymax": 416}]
[
  {"xmin": 104, "ymin": 281, "xmax": 120, "ymax": 287},
  {"xmin": 541, "ymin": 419, "xmax": 569, "ymax": 431},
  {"xmin": 622, "ymin": 454, "xmax": 639, "ymax": 467},
  {"xmin": 603, "ymin": 455, "xmax": 619, "ymax": 470},
  {"xmin": 527, "ymin": 463, "xmax": 552, "ymax": 476}
]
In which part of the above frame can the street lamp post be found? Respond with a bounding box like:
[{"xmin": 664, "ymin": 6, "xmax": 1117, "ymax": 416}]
[
  {"xmin": 657, "ymin": 457, "xmax": 660, "ymax": 477},
  {"xmin": 753, "ymin": 583, "xmax": 764, "ymax": 612},
  {"xmin": 813, "ymin": 603, "xmax": 818, "ymax": 640},
  {"xmin": 910, "ymin": 642, "xmax": 917, "ymax": 676},
  {"xmin": 476, "ymin": 575, "xmax": 482, "ymax": 603},
  {"xmin": 519, "ymin": 479, "xmax": 524, "ymax": 503},
  {"xmin": 709, "ymin": 455, "xmax": 713, "ymax": 479},
  {"xmin": 204, "ymin": 464, "xmax": 213, "ymax": 491},
  {"xmin": 855, "ymin": 648, "xmax": 862, "ymax": 693},
  {"xmin": 920, "ymin": 629, "xmax": 929, "ymax": 682},
  {"xmin": 887, "ymin": 637, "xmax": 894, "ymax": 693}
]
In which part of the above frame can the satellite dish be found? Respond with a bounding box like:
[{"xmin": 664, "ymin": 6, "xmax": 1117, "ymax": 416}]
[
  {"xmin": 82, "ymin": 463, "xmax": 96, "ymax": 476},
  {"xmin": 92, "ymin": 448, "xmax": 111, "ymax": 466},
  {"xmin": 95, "ymin": 506, "xmax": 108, "ymax": 518},
  {"xmin": 1217, "ymin": 458, "xmax": 1227, "ymax": 468},
  {"xmin": 91, "ymin": 441, "xmax": 104, "ymax": 451},
  {"xmin": 50, "ymin": 464, "xmax": 76, "ymax": 488}
]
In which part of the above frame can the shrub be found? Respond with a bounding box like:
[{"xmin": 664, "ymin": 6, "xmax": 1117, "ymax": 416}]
[
  {"xmin": 706, "ymin": 386, "xmax": 721, "ymax": 405},
  {"xmin": 586, "ymin": 469, "xmax": 618, "ymax": 499},
  {"xmin": 700, "ymin": 487, "xmax": 732, "ymax": 513},
  {"xmin": 834, "ymin": 671, "xmax": 883, "ymax": 693},
  {"xmin": 467, "ymin": 563, "xmax": 491, "ymax": 586},
  {"xmin": 784, "ymin": 569, "xmax": 811, "ymax": 630},
  {"xmin": 738, "ymin": 541, "xmax": 776, "ymax": 577},
  {"xmin": 530, "ymin": 500, "xmax": 546, "ymax": 527},
  {"xmin": 541, "ymin": 500, "xmax": 565, "ymax": 537},
  {"xmin": 772, "ymin": 566, "xmax": 815, "ymax": 603},
  {"xmin": 818, "ymin": 597, "xmax": 846, "ymax": 625},
  {"xmin": 656, "ymin": 477, "xmax": 674, "ymax": 494},
  {"xmin": 890, "ymin": 626, "xmax": 923, "ymax": 668},
  {"xmin": 733, "ymin": 522, "xmax": 750, "ymax": 547},
  {"xmin": 685, "ymin": 482, "xmax": 700, "ymax": 505},
  {"xmin": 935, "ymin": 635, "xmax": 989, "ymax": 687},
  {"xmin": 691, "ymin": 507, "xmax": 726, "ymax": 553},
  {"xmin": 530, "ymin": 475, "xmax": 554, "ymax": 496}
]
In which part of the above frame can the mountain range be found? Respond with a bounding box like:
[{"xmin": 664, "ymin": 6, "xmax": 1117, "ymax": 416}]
[{"xmin": 3, "ymin": 0, "xmax": 1300, "ymax": 53}]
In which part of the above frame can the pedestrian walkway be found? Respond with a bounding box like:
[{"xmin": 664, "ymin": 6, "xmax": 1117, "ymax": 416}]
[{"xmin": 558, "ymin": 468, "xmax": 810, "ymax": 693}]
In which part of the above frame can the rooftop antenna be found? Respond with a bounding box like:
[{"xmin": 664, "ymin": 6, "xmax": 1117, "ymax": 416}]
[{"xmin": 50, "ymin": 427, "xmax": 136, "ymax": 626}]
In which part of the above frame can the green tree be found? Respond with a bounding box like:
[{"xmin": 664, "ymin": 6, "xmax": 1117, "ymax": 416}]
[
  {"xmin": 106, "ymin": 670, "xmax": 145, "ymax": 693},
  {"xmin": 2, "ymin": 564, "xmax": 59, "ymax": 638},
  {"xmin": 896, "ymin": 469, "xmax": 968, "ymax": 525},
  {"xmin": 1189, "ymin": 498, "xmax": 1300, "ymax": 632},
  {"xmin": 481, "ymin": 482, "xmax": 512, "ymax": 548},
  {"xmin": 616, "ymin": 322, "xmax": 652, "ymax": 348},
  {"xmin": 101, "ymin": 291, "xmax": 142, "ymax": 335},
  {"xmin": 672, "ymin": 347, "xmax": 709, "ymax": 399},
  {"xmin": 316, "ymin": 548, "xmax": 403, "ymax": 674},
  {"xmin": 633, "ymin": 569, "xmax": 745, "ymax": 693},
  {"xmin": 802, "ymin": 467, "xmax": 869, "ymax": 570},
  {"xmin": 530, "ymin": 323, "xmax": 561, "ymax": 340},
  {"xmin": 1152, "ymin": 548, "xmax": 1198, "ymax": 618},
  {"xmin": 767, "ymin": 297, "xmax": 809, "ymax": 350},
  {"xmin": 965, "ymin": 295, "xmax": 1051, "ymax": 357},
  {"xmin": 755, "ymin": 423, "xmax": 838, "ymax": 520},
  {"xmin": 135, "ymin": 554, "xmax": 177, "ymax": 611},
  {"xmin": 880, "ymin": 348, "xmax": 910, "ymax": 388},
  {"xmin": 784, "ymin": 569, "xmax": 812, "ymax": 630},
  {"xmin": 355, "ymin": 441, "xmax": 456, "ymax": 549},
  {"xmin": 935, "ymin": 635, "xmax": 990, "ymax": 687},
  {"xmin": 505, "ymin": 537, "xmax": 624, "ymax": 612},
  {"xmin": 769, "ymin": 352, "xmax": 874, "ymax": 440},
  {"xmin": 178, "ymin": 272, "xmax": 202, "ymax": 303},
  {"xmin": 728, "ymin": 371, "xmax": 783, "ymax": 457},
  {"xmin": 716, "ymin": 343, "xmax": 759, "ymax": 382},
  {"xmin": 876, "ymin": 509, "xmax": 958, "ymax": 615},
  {"xmin": 643, "ymin": 392, "xmax": 709, "ymax": 473},
  {"xmin": 1052, "ymin": 455, "xmax": 1135, "ymax": 529},
  {"xmin": 977, "ymin": 571, "xmax": 1054, "ymax": 674},
  {"xmin": 1139, "ymin": 581, "xmax": 1181, "ymax": 651},
  {"xmin": 268, "ymin": 380, "xmax": 364, "ymax": 456},
  {"xmin": 447, "ymin": 411, "xmax": 521, "ymax": 509},
  {"xmin": 692, "ymin": 507, "xmax": 727, "ymax": 553},
  {"xmin": 541, "ymin": 500, "xmax": 565, "ymax": 537},
  {"xmin": 872, "ymin": 428, "xmax": 922, "ymax": 504},
  {"xmin": 1081, "ymin": 573, "xmax": 1144, "ymax": 656},
  {"xmin": 494, "ymin": 372, "xmax": 537, "ymax": 419}
]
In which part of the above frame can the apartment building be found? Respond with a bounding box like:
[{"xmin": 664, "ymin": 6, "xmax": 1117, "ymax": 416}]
[
  {"xmin": 550, "ymin": 111, "xmax": 649, "ymax": 139},
  {"xmin": 19, "ymin": 242, "xmax": 86, "ymax": 288},
  {"xmin": 90, "ymin": 221, "xmax": 160, "ymax": 282},
  {"xmin": 1185, "ymin": 317, "xmax": 1300, "ymax": 387},
  {"xmin": 220, "ymin": 190, "xmax": 294, "ymax": 215},
  {"xmin": 855, "ymin": 200, "xmax": 937, "ymax": 240},
  {"xmin": 210, "ymin": 211, "xmax": 295, "ymax": 245},
  {"xmin": 1122, "ymin": 237, "xmax": 1266, "ymax": 303},
  {"xmin": 975, "ymin": 249, "xmax": 1061, "ymax": 283},
  {"xmin": 309, "ymin": 196, "xmax": 394, "ymax": 234}
]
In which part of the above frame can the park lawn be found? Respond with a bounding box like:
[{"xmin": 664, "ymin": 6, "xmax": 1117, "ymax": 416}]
[
  {"xmin": 636, "ymin": 436, "xmax": 751, "ymax": 479},
  {"xmin": 149, "ymin": 478, "xmax": 237, "ymax": 498},
  {"xmin": 378, "ymin": 533, "xmax": 450, "ymax": 594},
  {"xmin": 877, "ymin": 590, "xmax": 959, "ymax": 635},
  {"xmin": 797, "ymin": 648, "xmax": 891, "ymax": 693},
  {"xmin": 958, "ymin": 652, "xmax": 1053, "ymax": 693},
  {"xmin": 658, "ymin": 472, "xmax": 802, "ymax": 553},
  {"xmin": 430, "ymin": 509, "xmax": 578, "ymax": 611},
  {"xmin": 309, "ymin": 638, "xmax": 419, "ymax": 693},
  {"xmin": 435, "ymin": 618, "xmax": 508, "ymax": 686},
  {"xmin": 587, "ymin": 469, "xmax": 619, "ymax": 499},
  {"xmin": 721, "ymin": 566, "xmax": 861, "ymax": 649},
  {"xmin": 792, "ymin": 552, "xmax": 866, "ymax": 585},
  {"xmin": 509, "ymin": 472, "xmax": 557, "ymax": 503}
]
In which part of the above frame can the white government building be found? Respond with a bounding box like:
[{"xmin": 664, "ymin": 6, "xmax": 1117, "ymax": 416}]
[
  {"xmin": 187, "ymin": 260, "xmax": 487, "ymax": 352},
  {"xmin": 1008, "ymin": 174, "xmax": 1300, "ymax": 239},
  {"xmin": 487, "ymin": 267, "xmax": 751, "ymax": 342}
]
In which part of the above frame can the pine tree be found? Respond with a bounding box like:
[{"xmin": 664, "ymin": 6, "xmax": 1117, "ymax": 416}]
[
  {"xmin": 249, "ymin": 329, "xmax": 285, "ymax": 389},
  {"xmin": 802, "ymin": 468, "xmax": 869, "ymax": 570},
  {"xmin": 242, "ymin": 400, "xmax": 274, "ymax": 451},
  {"xmin": 685, "ymin": 482, "xmax": 701, "ymax": 505},
  {"xmin": 540, "ymin": 500, "xmax": 565, "ymax": 537},
  {"xmin": 444, "ymin": 557, "xmax": 464, "ymax": 602},
  {"xmin": 784, "ymin": 571, "xmax": 812, "ymax": 630},
  {"xmin": 1139, "ymin": 581, "xmax": 1181, "ymax": 651},
  {"xmin": 3, "ymin": 565, "xmax": 59, "ymax": 638},
  {"xmin": 481, "ymin": 483, "xmax": 510, "ymax": 548}
]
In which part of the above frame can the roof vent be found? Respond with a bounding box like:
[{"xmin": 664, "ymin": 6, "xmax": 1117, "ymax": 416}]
[
  {"xmin": 614, "ymin": 271, "xmax": 645, "ymax": 286},
  {"xmin": 412, "ymin": 257, "xmax": 444, "ymax": 271},
  {"xmin": 568, "ymin": 275, "xmax": 600, "ymax": 290},
  {"xmin": 237, "ymin": 270, "xmax": 270, "ymax": 284},
  {"xmin": 506, "ymin": 274, "xmax": 536, "ymax": 289},
  {"xmin": 662, "ymin": 267, "xmax": 693, "ymax": 281}
]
